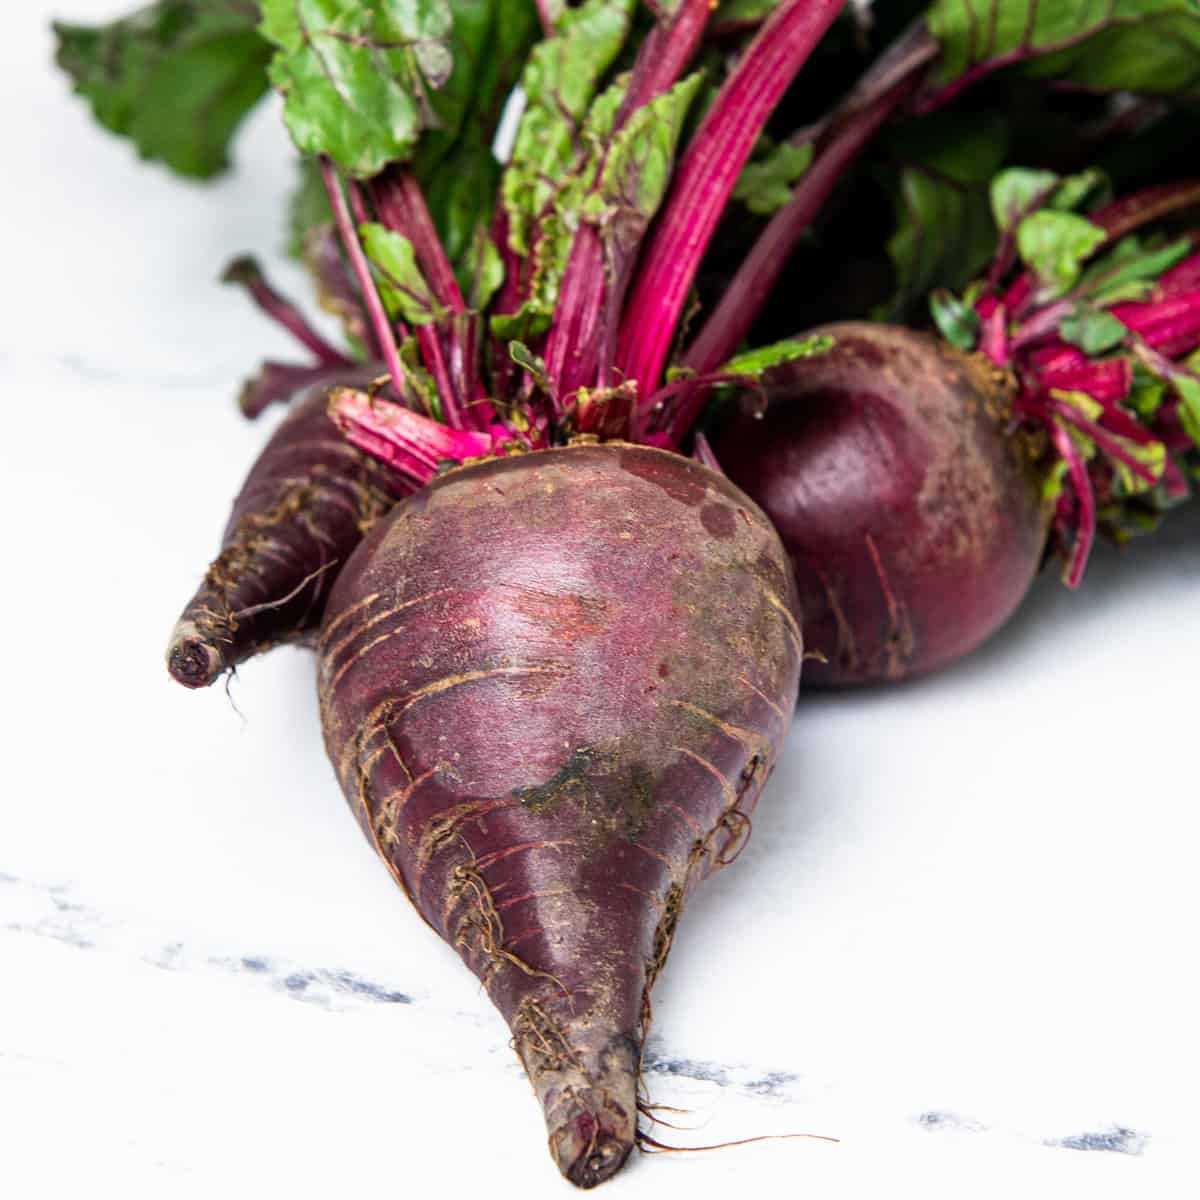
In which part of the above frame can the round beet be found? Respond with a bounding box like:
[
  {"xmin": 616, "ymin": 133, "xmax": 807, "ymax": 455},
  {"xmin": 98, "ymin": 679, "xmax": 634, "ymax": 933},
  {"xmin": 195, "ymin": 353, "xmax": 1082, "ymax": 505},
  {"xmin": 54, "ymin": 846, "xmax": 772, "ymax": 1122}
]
[
  {"xmin": 317, "ymin": 443, "xmax": 801, "ymax": 1187},
  {"xmin": 714, "ymin": 322, "xmax": 1051, "ymax": 686}
]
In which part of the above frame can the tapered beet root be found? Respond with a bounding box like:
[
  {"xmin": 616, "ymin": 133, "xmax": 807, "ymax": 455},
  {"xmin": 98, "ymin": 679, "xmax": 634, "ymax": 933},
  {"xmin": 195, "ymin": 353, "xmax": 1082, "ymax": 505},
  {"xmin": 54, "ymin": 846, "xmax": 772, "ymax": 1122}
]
[
  {"xmin": 317, "ymin": 443, "xmax": 802, "ymax": 1187},
  {"xmin": 714, "ymin": 323, "xmax": 1050, "ymax": 686},
  {"xmin": 167, "ymin": 372, "xmax": 409, "ymax": 688}
]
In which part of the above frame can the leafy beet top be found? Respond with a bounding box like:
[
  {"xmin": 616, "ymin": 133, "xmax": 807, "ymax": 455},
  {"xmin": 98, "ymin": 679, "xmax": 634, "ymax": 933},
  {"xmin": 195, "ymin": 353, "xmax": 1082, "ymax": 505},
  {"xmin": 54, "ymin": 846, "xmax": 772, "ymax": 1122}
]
[{"xmin": 57, "ymin": 0, "xmax": 1200, "ymax": 578}]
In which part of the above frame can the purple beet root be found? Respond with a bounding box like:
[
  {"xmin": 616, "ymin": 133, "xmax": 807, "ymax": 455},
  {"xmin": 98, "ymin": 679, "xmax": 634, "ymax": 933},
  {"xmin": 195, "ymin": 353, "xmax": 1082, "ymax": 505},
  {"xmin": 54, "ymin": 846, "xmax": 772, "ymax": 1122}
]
[
  {"xmin": 714, "ymin": 322, "xmax": 1050, "ymax": 686},
  {"xmin": 317, "ymin": 443, "xmax": 801, "ymax": 1186},
  {"xmin": 167, "ymin": 370, "xmax": 409, "ymax": 688}
]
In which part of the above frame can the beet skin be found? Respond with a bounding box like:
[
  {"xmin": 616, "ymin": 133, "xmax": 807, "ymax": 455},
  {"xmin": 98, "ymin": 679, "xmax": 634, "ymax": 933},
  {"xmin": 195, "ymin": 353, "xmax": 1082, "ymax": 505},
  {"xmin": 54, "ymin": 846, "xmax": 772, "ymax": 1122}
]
[
  {"xmin": 714, "ymin": 322, "xmax": 1051, "ymax": 686},
  {"xmin": 167, "ymin": 371, "xmax": 408, "ymax": 688},
  {"xmin": 317, "ymin": 443, "xmax": 802, "ymax": 1186}
]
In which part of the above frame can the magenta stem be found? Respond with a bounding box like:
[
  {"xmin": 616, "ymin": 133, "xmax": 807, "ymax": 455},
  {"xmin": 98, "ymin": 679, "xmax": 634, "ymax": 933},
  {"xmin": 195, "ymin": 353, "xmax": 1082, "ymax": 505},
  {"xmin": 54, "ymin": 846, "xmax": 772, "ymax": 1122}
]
[
  {"xmin": 1091, "ymin": 180, "xmax": 1200, "ymax": 240},
  {"xmin": 1046, "ymin": 396, "xmax": 1160, "ymax": 486},
  {"xmin": 691, "ymin": 430, "xmax": 724, "ymax": 473},
  {"xmin": 682, "ymin": 77, "xmax": 917, "ymax": 378},
  {"xmin": 544, "ymin": 0, "xmax": 712, "ymax": 405},
  {"xmin": 616, "ymin": 0, "xmax": 847, "ymax": 398},
  {"xmin": 415, "ymin": 324, "xmax": 468, "ymax": 429},
  {"xmin": 534, "ymin": 0, "xmax": 557, "ymax": 37},
  {"xmin": 616, "ymin": 0, "xmax": 711, "ymax": 121},
  {"xmin": 1010, "ymin": 300, "xmax": 1073, "ymax": 352},
  {"xmin": 1048, "ymin": 419, "xmax": 1096, "ymax": 589},
  {"xmin": 371, "ymin": 169, "xmax": 467, "ymax": 314},
  {"xmin": 320, "ymin": 158, "xmax": 406, "ymax": 397},
  {"xmin": 222, "ymin": 257, "xmax": 354, "ymax": 367},
  {"xmin": 347, "ymin": 179, "xmax": 373, "ymax": 229}
]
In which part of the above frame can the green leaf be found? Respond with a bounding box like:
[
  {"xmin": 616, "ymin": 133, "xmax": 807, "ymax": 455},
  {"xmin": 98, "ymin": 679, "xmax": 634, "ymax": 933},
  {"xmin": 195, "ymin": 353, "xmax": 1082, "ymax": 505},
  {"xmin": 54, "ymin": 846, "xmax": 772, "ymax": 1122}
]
[
  {"xmin": 1113, "ymin": 438, "xmax": 1167, "ymax": 496},
  {"xmin": 412, "ymin": 0, "xmax": 540, "ymax": 181},
  {"xmin": 508, "ymin": 340, "xmax": 551, "ymax": 390},
  {"xmin": 411, "ymin": 0, "xmax": 540, "ymax": 294},
  {"xmin": 460, "ymin": 225, "xmax": 506, "ymax": 310},
  {"xmin": 1128, "ymin": 364, "xmax": 1167, "ymax": 419},
  {"xmin": 1042, "ymin": 458, "xmax": 1071, "ymax": 502},
  {"xmin": 1015, "ymin": 210, "xmax": 1107, "ymax": 298},
  {"xmin": 927, "ymin": 0, "xmax": 1200, "ymax": 98},
  {"xmin": 1077, "ymin": 235, "xmax": 1193, "ymax": 306},
  {"xmin": 399, "ymin": 336, "xmax": 444, "ymax": 419},
  {"xmin": 988, "ymin": 167, "xmax": 1112, "ymax": 240},
  {"xmin": 1054, "ymin": 388, "xmax": 1104, "ymax": 425},
  {"xmin": 259, "ymin": 0, "xmax": 456, "ymax": 178},
  {"xmin": 287, "ymin": 158, "xmax": 333, "ymax": 258},
  {"xmin": 930, "ymin": 288, "xmax": 982, "ymax": 350},
  {"xmin": 53, "ymin": 1, "xmax": 270, "ymax": 179},
  {"xmin": 490, "ymin": 300, "xmax": 553, "ymax": 342},
  {"xmin": 1175, "ymin": 372, "xmax": 1200, "ymax": 447},
  {"xmin": 360, "ymin": 222, "xmax": 445, "ymax": 325},
  {"xmin": 501, "ymin": 0, "xmax": 635, "ymax": 255},
  {"xmin": 733, "ymin": 140, "xmax": 814, "ymax": 216},
  {"xmin": 1058, "ymin": 306, "xmax": 1129, "ymax": 355},
  {"xmin": 594, "ymin": 73, "xmax": 704, "ymax": 253},
  {"xmin": 713, "ymin": 0, "xmax": 779, "ymax": 23},
  {"xmin": 488, "ymin": 0, "xmax": 635, "ymax": 338},
  {"xmin": 1050, "ymin": 169, "xmax": 1109, "ymax": 215},
  {"xmin": 990, "ymin": 168, "xmax": 1060, "ymax": 236},
  {"xmin": 880, "ymin": 111, "xmax": 1009, "ymax": 315},
  {"xmin": 720, "ymin": 334, "xmax": 835, "ymax": 377}
]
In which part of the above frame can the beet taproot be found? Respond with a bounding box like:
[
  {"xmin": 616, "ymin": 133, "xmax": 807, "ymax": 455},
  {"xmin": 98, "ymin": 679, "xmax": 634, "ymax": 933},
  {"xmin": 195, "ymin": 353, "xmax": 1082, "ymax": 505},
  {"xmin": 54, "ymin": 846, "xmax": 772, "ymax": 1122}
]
[
  {"xmin": 714, "ymin": 322, "xmax": 1050, "ymax": 685},
  {"xmin": 316, "ymin": 442, "xmax": 801, "ymax": 1186},
  {"xmin": 167, "ymin": 372, "xmax": 408, "ymax": 688},
  {"xmin": 711, "ymin": 183, "xmax": 1200, "ymax": 687}
]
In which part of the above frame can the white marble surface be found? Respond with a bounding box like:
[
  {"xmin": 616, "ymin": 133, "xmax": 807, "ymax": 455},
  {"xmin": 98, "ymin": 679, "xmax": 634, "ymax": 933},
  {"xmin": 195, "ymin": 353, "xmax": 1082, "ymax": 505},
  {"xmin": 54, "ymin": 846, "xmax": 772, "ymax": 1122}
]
[{"xmin": 4, "ymin": 4, "xmax": 1199, "ymax": 1196}]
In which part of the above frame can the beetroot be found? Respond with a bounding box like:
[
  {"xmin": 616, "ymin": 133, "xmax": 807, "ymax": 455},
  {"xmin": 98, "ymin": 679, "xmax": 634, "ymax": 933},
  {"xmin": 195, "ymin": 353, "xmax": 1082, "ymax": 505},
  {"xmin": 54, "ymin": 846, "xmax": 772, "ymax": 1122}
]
[
  {"xmin": 714, "ymin": 322, "xmax": 1048, "ymax": 684},
  {"xmin": 167, "ymin": 373, "xmax": 408, "ymax": 688},
  {"xmin": 317, "ymin": 443, "xmax": 800, "ymax": 1185},
  {"xmin": 101, "ymin": 0, "xmax": 1198, "ymax": 1182},
  {"xmin": 711, "ymin": 182, "xmax": 1200, "ymax": 686}
]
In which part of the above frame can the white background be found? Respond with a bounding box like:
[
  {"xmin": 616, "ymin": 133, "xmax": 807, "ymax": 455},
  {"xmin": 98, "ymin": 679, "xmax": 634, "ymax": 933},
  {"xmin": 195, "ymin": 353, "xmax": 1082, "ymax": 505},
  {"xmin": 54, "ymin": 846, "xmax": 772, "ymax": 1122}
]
[{"xmin": 3, "ymin": 4, "xmax": 1198, "ymax": 1197}]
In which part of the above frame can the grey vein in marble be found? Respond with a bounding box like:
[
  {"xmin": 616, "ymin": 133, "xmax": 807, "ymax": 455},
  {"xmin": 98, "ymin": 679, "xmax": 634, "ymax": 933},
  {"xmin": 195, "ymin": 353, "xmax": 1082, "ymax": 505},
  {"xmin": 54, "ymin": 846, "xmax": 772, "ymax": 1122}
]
[
  {"xmin": 1047, "ymin": 1126, "xmax": 1149, "ymax": 1155},
  {"xmin": 0, "ymin": 870, "xmax": 1160, "ymax": 1155},
  {"xmin": 0, "ymin": 871, "xmax": 411, "ymax": 1012},
  {"xmin": 916, "ymin": 1110, "xmax": 988, "ymax": 1134}
]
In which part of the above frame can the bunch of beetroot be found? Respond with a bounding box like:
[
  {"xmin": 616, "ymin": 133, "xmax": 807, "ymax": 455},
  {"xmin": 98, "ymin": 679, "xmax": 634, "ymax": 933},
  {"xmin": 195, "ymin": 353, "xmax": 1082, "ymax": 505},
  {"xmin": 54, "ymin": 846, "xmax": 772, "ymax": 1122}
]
[{"xmin": 57, "ymin": 0, "xmax": 1200, "ymax": 1185}]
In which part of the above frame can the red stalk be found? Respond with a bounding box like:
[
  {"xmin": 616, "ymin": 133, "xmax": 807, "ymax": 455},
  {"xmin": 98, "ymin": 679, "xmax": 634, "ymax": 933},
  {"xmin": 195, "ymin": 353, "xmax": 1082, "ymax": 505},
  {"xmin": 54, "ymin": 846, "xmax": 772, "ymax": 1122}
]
[
  {"xmin": 329, "ymin": 388, "xmax": 501, "ymax": 487},
  {"xmin": 1045, "ymin": 395, "xmax": 1160, "ymax": 487},
  {"xmin": 1091, "ymin": 180, "xmax": 1200, "ymax": 241},
  {"xmin": 1031, "ymin": 345, "xmax": 1132, "ymax": 406},
  {"xmin": 237, "ymin": 360, "xmax": 358, "ymax": 420},
  {"xmin": 977, "ymin": 302, "xmax": 1010, "ymax": 365},
  {"xmin": 347, "ymin": 180, "xmax": 373, "ymax": 229},
  {"xmin": 1112, "ymin": 290, "xmax": 1200, "ymax": 359},
  {"xmin": 544, "ymin": 0, "xmax": 712, "ymax": 405},
  {"xmin": 370, "ymin": 168, "xmax": 467, "ymax": 314},
  {"xmin": 691, "ymin": 430, "xmax": 723, "ymax": 473},
  {"xmin": 681, "ymin": 82, "xmax": 916, "ymax": 379},
  {"xmin": 368, "ymin": 168, "xmax": 479, "ymax": 430},
  {"xmin": 615, "ymin": 0, "xmax": 711, "ymax": 121},
  {"xmin": 1159, "ymin": 247, "xmax": 1200, "ymax": 296},
  {"xmin": 616, "ymin": 0, "xmax": 847, "ymax": 398},
  {"xmin": 221, "ymin": 257, "xmax": 354, "ymax": 367},
  {"xmin": 1048, "ymin": 420, "xmax": 1097, "ymax": 589},
  {"xmin": 678, "ymin": 20, "xmax": 938, "ymax": 377},
  {"xmin": 320, "ymin": 159, "xmax": 407, "ymax": 398}
]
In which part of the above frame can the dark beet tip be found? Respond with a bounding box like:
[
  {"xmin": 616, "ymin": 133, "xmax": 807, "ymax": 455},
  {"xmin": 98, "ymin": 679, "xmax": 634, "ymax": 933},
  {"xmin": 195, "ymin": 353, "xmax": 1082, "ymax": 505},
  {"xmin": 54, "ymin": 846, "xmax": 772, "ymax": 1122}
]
[
  {"xmin": 167, "ymin": 622, "xmax": 224, "ymax": 689},
  {"xmin": 552, "ymin": 1111, "xmax": 634, "ymax": 1189},
  {"xmin": 530, "ymin": 1026, "xmax": 639, "ymax": 1188}
]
